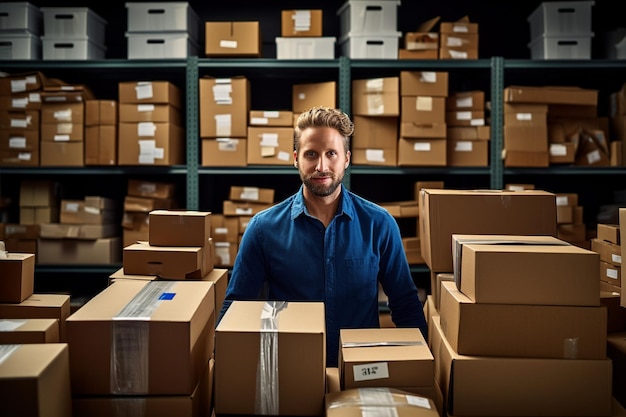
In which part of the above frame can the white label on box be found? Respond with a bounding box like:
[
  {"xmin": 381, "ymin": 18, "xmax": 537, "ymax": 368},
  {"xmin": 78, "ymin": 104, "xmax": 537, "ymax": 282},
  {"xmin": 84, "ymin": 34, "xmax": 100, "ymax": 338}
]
[
  {"xmin": 11, "ymin": 79, "xmax": 26, "ymax": 93},
  {"xmin": 215, "ymin": 114, "xmax": 232, "ymax": 136},
  {"xmin": 65, "ymin": 202, "xmax": 80, "ymax": 212},
  {"xmin": 139, "ymin": 139, "xmax": 156, "ymax": 156},
  {"xmin": 416, "ymin": 96, "xmax": 433, "ymax": 111},
  {"xmin": 607, "ymin": 268, "xmax": 619, "ymax": 280},
  {"xmin": 456, "ymin": 111, "xmax": 471, "ymax": 120},
  {"xmin": 10, "ymin": 118, "xmax": 28, "ymax": 128},
  {"xmin": 54, "ymin": 109, "xmax": 72, "ymax": 121},
  {"xmin": 452, "ymin": 25, "xmax": 469, "ymax": 33},
  {"xmin": 213, "ymin": 82, "xmax": 233, "ymax": 104},
  {"xmin": 153, "ymin": 147, "xmax": 164, "ymax": 159},
  {"xmin": 29, "ymin": 92, "xmax": 40, "ymax": 102},
  {"xmin": 448, "ymin": 49, "xmax": 468, "ymax": 59},
  {"xmin": 9, "ymin": 137, "xmax": 26, "ymax": 148},
  {"xmin": 406, "ymin": 395, "xmax": 432, "ymax": 409},
  {"xmin": 220, "ymin": 40, "xmax": 238, "ymax": 49},
  {"xmin": 241, "ymin": 187, "xmax": 260, "ymax": 201},
  {"xmin": 215, "ymin": 243, "xmax": 231, "ymax": 264},
  {"xmin": 556, "ymin": 196, "xmax": 569, "ymax": 206},
  {"xmin": 0, "ymin": 319, "xmax": 26, "ymax": 331},
  {"xmin": 413, "ymin": 142, "xmax": 431, "ymax": 152},
  {"xmin": 12, "ymin": 97, "xmax": 27, "ymax": 108},
  {"xmin": 217, "ymin": 138, "xmax": 239, "ymax": 151},
  {"xmin": 137, "ymin": 104, "xmax": 155, "ymax": 112},
  {"xmin": 508, "ymin": 185, "xmax": 525, "ymax": 191},
  {"xmin": 586, "ymin": 150, "xmax": 601, "ymax": 164},
  {"xmin": 260, "ymin": 133, "xmax": 279, "ymax": 147},
  {"xmin": 18, "ymin": 152, "xmax": 31, "ymax": 161},
  {"xmin": 56, "ymin": 123, "xmax": 73, "ymax": 134},
  {"xmin": 54, "ymin": 134, "xmax": 70, "ymax": 141},
  {"xmin": 277, "ymin": 151, "xmax": 290, "ymax": 161},
  {"xmin": 365, "ymin": 149, "xmax": 385, "ymax": 162},
  {"xmin": 516, "ymin": 112, "xmax": 532, "ymax": 121},
  {"xmin": 293, "ymin": 10, "xmax": 311, "ymax": 32},
  {"xmin": 263, "ymin": 111, "xmax": 279, "ymax": 118},
  {"xmin": 470, "ymin": 118, "xmax": 484, "ymax": 126},
  {"xmin": 138, "ymin": 122, "xmax": 156, "ymax": 137},
  {"xmin": 365, "ymin": 78, "xmax": 384, "ymax": 93},
  {"xmin": 550, "ymin": 144, "xmax": 567, "ymax": 156},
  {"xmin": 446, "ymin": 36, "xmax": 463, "ymax": 47},
  {"xmin": 215, "ymin": 227, "xmax": 227, "ymax": 235},
  {"xmin": 261, "ymin": 146, "xmax": 275, "ymax": 157},
  {"xmin": 455, "ymin": 141, "xmax": 473, "ymax": 152},
  {"xmin": 612, "ymin": 254, "xmax": 622, "ymax": 264},
  {"xmin": 251, "ymin": 117, "xmax": 268, "ymax": 125},
  {"xmin": 352, "ymin": 362, "xmax": 389, "ymax": 381},
  {"xmin": 367, "ymin": 94, "xmax": 384, "ymax": 115},
  {"xmin": 456, "ymin": 96, "xmax": 473, "ymax": 108},
  {"xmin": 135, "ymin": 82, "xmax": 154, "ymax": 100},
  {"xmin": 420, "ymin": 71, "xmax": 437, "ymax": 83},
  {"xmin": 84, "ymin": 206, "xmax": 101, "ymax": 215},
  {"xmin": 235, "ymin": 207, "xmax": 253, "ymax": 215}
]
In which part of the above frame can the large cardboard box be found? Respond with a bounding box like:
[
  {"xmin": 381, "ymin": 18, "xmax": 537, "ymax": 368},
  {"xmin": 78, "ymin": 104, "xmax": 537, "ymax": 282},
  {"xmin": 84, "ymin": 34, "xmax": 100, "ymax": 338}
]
[
  {"xmin": 199, "ymin": 76, "xmax": 250, "ymax": 138},
  {"xmin": 458, "ymin": 242, "xmax": 600, "ymax": 306},
  {"xmin": 0, "ymin": 293, "xmax": 70, "ymax": 341},
  {"xmin": 0, "ymin": 318, "xmax": 60, "ymax": 343},
  {"xmin": 0, "ymin": 344, "xmax": 72, "ymax": 417},
  {"xmin": 215, "ymin": 300, "xmax": 326, "ymax": 416},
  {"xmin": 338, "ymin": 328, "xmax": 434, "ymax": 398},
  {"xmin": 149, "ymin": 210, "xmax": 211, "ymax": 247},
  {"xmin": 67, "ymin": 280, "xmax": 215, "ymax": 395},
  {"xmin": 419, "ymin": 189, "xmax": 557, "ymax": 272},
  {"xmin": 72, "ymin": 358, "xmax": 214, "ymax": 417},
  {"xmin": 0, "ymin": 252, "xmax": 34, "ymax": 303},
  {"xmin": 439, "ymin": 281, "xmax": 607, "ymax": 359},
  {"xmin": 326, "ymin": 387, "xmax": 440, "ymax": 417},
  {"xmin": 432, "ymin": 316, "xmax": 613, "ymax": 417}
]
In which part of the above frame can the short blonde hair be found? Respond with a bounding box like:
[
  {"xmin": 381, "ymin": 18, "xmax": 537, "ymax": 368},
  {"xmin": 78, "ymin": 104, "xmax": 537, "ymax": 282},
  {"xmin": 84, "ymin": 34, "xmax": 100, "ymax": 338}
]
[{"xmin": 294, "ymin": 106, "xmax": 353, "ymax": 153}]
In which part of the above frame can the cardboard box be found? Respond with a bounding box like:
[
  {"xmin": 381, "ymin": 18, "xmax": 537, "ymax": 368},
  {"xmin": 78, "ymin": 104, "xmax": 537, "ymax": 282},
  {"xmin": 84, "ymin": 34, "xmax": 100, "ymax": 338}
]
[
  {"xmin": 446, "ymin": 139, "xmax": 488, "ymax": 167},
  {"xmin": 123, "ymin": 241, "xmax": 209, "ymax": 280},
  {"xmin": 205, "ymin": 21, "xmax": 261, "ymax": 57},
  {"xmin": 281, "ymin": 9, "xmax": 323, "ymax": 37},
  {"xmin": 249, "ymin": 110, "xmax": 294, "ymax": 127},
  {"xmin": 37, "ymin": 237, "xmax": 122, "ymax": 265},
  {"xmin": 397, "ymin": 138, "xmax": 446, "ymax": 167},
  {"xmin": 199, "ymin": 76, "xmax": 250, "ymax": 138},
  {"xmin": 124, "ymin": 196, "xmax": 175, "ymax": 213},
  {"xmin": 0, "ymin": 293, "xmax": 70, "ymax": 341},
  {"xmin": 117, "ymin": 122, "xmax": 184, "ymax": 166},
  {"xmin": 229, "ymin": 186, "xmax": 275, "ymax": 204},
  {"xmin": 503, "ymin": 85, "xmax": 598, "ymax": 106},
  {"xmin": 400, "ymin": 122, "xmax": 446, "ymax": 139},
  {"xmin": 353, "ymin": 116, "xmax": 398, "ymax": 148},
  {"xmin": 118, "ymin": 103, "xmax": 181, "ymax": 124},
  {"xmin": 118, "ymin": 81, "xmax": 181, "ymax": 108},
  {"xmin": 598, "ymin": 223, "xmax": 621, "ymax": 245},
  {"xmin": 401, "ymin": 96, "xmax": 446, "ymax": 124},
  {"xmin": 419, "ymin": 189, "xmax": 557, "ymax": 272},
  {"xmin": 247, "ymin": 126, "xmax": 293, "ymax": 165},
  {"xmin": 127, "ymin": 179, "xmax": 175, "ymax": 199},
  {"xmin": 85, "ymin": 125, "xmax": 117, "ymax": 166},
  {"xmin": 66, "ymin": 280, "xmax": 215, "ymax": 395},
  {"xmin": 0, "ymin": 344, "xmax": 72, "ymax": 417},
  {"xmin": 210, "ymin": 214, "xmax": 240, "ymax": 243},
  {"xmin": 400, "ymin": 71, "xmax": 448, "ymax": 97},
  {"xmin": 85, "ymin": 99, "xmax": 117, "ymax": 125},
  {"xmin": 0, "ymin": 318, "xmax": 59, "ymax": 343},
  {"xmin": 0, "ymin": 252, "xmax": 34, "ymax": 303},
  {"xmin": 338, "ymin": 328, "xmax": 434, "ymax": 397},
  {"xmin": 447, "ymin": 90, "xmax": 484, "ymax": 110},
  {"xmin": 201, "ymin": 138, "xmax": 247, "ymax": 167},
  {"xmin": 592, "ymin": 238, "xmax": 622, "ymax": 266},
  {"xmin": 39, "ymin": 141, "xmax": 84, "ymax": 167},
  {"xmin": 326, "ymin": 387, "xmax": 439, "ymax": 417},
  {"xmin": 39, "ymin": 223, "xmax": 118, "ymax": 239},
  {"xmin": 439, "ymin": 280, "xmax": 607, "ymax": 359},
  {"xmin": 432, "ymin": 316, "xmax": 612, "ymax": 417},
  {"xmin": 292, "ymin": 81, "xmax": 336, "ymax": 113},
  {"xmin": 149, "ymin": 210, "xmax": 211, "ymax": 247},
  {"xmin": 215, "ymin": 300, "xmax": 326, "ymax": 416},
  {"xmin": 352, "ymin": 77, "xmax": 399, "ymax": 116}
]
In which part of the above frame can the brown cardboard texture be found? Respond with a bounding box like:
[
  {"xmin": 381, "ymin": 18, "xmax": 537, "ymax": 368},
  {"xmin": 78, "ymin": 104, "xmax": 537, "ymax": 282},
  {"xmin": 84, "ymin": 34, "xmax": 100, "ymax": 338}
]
[
  {"xmin": 215, "ymin": 300, "xmax": 326, "ymax": 416},
  {"xmin": 0, "ymin": 252, "xmax": 34, "ymax": 303},
  {"xmin": 123, "ymin": 242, "xmax": 209, "ymax": 280},
  {"xmin": 326, "ymin": 387, "xmax": 439, "ymax": 417},
  {"xmin": 66, "ymin": 280, "xmax": 215, "ymax": 395},
  {"xmin": 149, "ymin": 210, "xmax": 211, "ymax": 247},
  {"xmin": 205, "ymin": 21, "xmax": 261, "ymax": 57},
  {"xmin": 0, "ymin": 318, "xmax": 59, "ymax": 343}
]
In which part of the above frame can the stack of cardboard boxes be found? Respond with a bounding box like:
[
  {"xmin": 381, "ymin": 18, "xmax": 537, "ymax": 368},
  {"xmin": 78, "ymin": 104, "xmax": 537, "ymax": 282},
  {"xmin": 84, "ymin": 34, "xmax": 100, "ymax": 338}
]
[{"xmin": 276, "ymin": 9, "xmax": 335, "ymax": 60}]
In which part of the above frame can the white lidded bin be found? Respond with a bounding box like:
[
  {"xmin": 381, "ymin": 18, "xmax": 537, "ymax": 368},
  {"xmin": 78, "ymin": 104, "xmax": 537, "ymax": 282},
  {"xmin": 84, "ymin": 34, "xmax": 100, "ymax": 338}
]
[
  {"xmin": 529, "ymin": 33, "xmax": 593, "ymax": 59},
  {"xmin": 337, "ymin": 0, "xmax": 400, "ymax": 36},
  {"xmin": 40, "ymin": 7, "xmax": 107, "ymax": 45},
  {"xmin": 0, "ymin": 2, "xmax": 42, "ymax": 34},
  {"xmin": 276, "ymin": 37, "xmax": 336, "ymax": 59},
  {"xmin": 338, "ymin": 32, "xmax": 400, "ymax": 59},
  {"xmin": 42, "ymin": 36, "xmax": 106, "ymax": 60},
  {"xmin": 0, "ymin": 31, "xmax": 41, "ymax": 59},
  {"xmin": 126, "ymin": 2, "xmax": 200, "ymax": 42},
  {"xmin": 126, "ymin": 32, "xmax": 199, "ymax": 59},
  {"xmin": 528, "ymin": 1, "xmax": 595, "ymax": 39}
]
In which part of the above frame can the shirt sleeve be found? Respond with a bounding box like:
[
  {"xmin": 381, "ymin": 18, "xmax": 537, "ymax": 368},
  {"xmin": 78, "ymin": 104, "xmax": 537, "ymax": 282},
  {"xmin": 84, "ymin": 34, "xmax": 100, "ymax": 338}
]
[{"xmin": 377, "ymin": 211, "xmax": 428, "ymax": 340}]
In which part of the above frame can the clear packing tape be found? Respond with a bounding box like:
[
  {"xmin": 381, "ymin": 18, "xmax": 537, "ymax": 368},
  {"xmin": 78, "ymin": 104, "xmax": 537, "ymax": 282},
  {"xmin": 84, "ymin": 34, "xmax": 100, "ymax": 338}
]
[
  {"xmin": 255, "ymin": 301, "xmax": 287, "ymax": 415},
  {"xmin": 327, "ymin": 387, "xmax": 433, "ymax": 415},
  {"xmin": 110, "ymin": 281, "xmax": 176, "ymax": 395}
]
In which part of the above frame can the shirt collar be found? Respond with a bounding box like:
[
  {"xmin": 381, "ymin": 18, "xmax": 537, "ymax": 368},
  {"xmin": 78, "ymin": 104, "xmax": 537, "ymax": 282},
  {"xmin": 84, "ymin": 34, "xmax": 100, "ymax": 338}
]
[{"xmin": 291, "ymin": 184, "xmax": 355, "ymax": 221}]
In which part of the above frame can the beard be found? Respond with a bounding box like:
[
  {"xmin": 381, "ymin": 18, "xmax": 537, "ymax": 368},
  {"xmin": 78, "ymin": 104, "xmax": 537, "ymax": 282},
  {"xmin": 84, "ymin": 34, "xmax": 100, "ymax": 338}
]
[{"xmin": 301, "ymin": 170, "xmax": 344, "ymax": 197}]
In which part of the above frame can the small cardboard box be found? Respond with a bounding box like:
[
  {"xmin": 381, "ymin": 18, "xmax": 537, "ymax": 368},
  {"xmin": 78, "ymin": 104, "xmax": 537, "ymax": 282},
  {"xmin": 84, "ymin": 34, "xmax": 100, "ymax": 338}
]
[
  {"xmin": 215, "ymin": 300, "xmax": 326, "ymax": 416},
  {"xmin": 118, "ymin": 80, "xmax": 182, "ymax": 108},
  {"xmin": 123, "ymin": 242, "xmax": 209, "ymax": 280},
  {"xmin": 229, "ymin": 186, "xmax": 275, "ymax": 204},
  {"xmin": 326, "ymin": 387, "xmax": 439, "ymax": 417},
  {"xmin": 338, "ymin": 328, "xmax": 434, "ymax": 397},
  {"xmin": 0, "ymin": 318, "xmax": 59, "ymax": 343},
  {"xmin": 0, "ymin": 344, "xmax": 72, "ymax": 417},
  {"xmin": 66, "ymin": 280, "xmax": 215, "ymax": 395},
  {"xmin": 149, "ymin": 210, "xmax": 211, "ymax": 247},
  {"xmin": 0, "ymin": 293, "xmax": 70, "ymax": 342},
  {"xmin": 400, "ymin": 70, "xmax": 448, "ymax": 97},
  {"xmin": 205, "ymin": 21, "xmax": 261, "ymax": 57},
  {"xmin": 281, "ymin": 9, "xmax": 322, "ymax": 37},
  {"xmin": 0, "ymin": 251, "xmax": 34, "ymax": 303}
]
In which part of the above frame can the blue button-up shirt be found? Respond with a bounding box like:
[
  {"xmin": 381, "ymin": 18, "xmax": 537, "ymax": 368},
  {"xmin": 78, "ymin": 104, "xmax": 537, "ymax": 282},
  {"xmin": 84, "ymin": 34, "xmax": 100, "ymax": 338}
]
[{"xmin": 219, "ymin": 184, "xmax": 427, "ymax": 367}]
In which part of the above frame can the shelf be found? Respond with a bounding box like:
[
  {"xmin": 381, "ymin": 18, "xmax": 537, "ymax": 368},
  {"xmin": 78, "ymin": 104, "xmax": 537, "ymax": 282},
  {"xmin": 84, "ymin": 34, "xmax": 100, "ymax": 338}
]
[
  {"xmin": 505, "ymin": 167, "xmax": 626, "ymax": 175},
  {"xmin": 35, "ymin": 265, "xmax": 121, "ymax": 274},
  {"xmin": 0, "ymin": 166, "xmax": 188, "ymax": 175},
  {"xmin": 350, "ymin": 166, "xmax": 491, "ymax": 175}
]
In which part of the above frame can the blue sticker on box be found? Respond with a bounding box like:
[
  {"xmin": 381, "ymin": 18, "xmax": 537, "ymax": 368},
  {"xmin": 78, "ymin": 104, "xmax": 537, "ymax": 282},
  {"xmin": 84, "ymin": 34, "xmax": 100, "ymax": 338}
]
[{"xmin": 159, "ymin": 292, "xmax": 175, "ymax": 300}]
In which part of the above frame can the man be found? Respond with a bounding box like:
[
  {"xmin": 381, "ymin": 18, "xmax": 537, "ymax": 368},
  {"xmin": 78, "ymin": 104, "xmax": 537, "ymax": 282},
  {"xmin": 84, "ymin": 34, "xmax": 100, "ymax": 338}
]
[{"xmin": 219, "ymin": 106, "xmax": 427, "ymax": 367}]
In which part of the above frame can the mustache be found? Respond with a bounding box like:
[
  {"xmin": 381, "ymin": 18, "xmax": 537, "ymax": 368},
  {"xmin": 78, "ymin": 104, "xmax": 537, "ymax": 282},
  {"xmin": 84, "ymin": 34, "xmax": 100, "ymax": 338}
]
[{"xmin": 307, "ymin": 172, "xmax": 334, "ymax": 179}]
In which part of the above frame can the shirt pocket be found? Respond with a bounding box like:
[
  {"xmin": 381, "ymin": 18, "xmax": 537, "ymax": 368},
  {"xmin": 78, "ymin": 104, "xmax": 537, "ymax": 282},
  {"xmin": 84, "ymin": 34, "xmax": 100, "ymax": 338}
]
[{"xmin": 344, "ymin": 256, "xmax": 379, "ymax": 283}]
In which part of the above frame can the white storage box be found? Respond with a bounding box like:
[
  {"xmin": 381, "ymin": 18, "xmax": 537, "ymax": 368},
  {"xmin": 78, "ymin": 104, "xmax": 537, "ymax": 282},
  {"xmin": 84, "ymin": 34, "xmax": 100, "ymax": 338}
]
[
  {"xmin": 0, "ymin": 2, "xmax": 42, "ymax": 33},
  {"xmin": 42, "ymin": 36, "xmax": 106, "ymax": 60},
  {"xmin": 529, "ymin": 34, "xmax": 593, "ymax": 59},
  {"xmin": 528, "ymin": 1, "xmax": 595, "ymax": 39},
  {"xmin": 40, "ymin": 7, "xmax": 107, "ymax": 45},
  {"xmin": 0, "ymin": 32, "xmax": 41, "ymax": 59},
  {"xmin": 339, "ymin": 32, "xmax": 400, "ymax": 59},
  {"xmin": 276, "ymin": 36, "xmax": 335, "ymax": 59},
  {"xmin": 126, "ymin": 2, "xmax": 200, "ymax": 43},
  {"xmin": 337, "ymin": 0, "xmax": 400, "ymax": 36},
  {"xmin": 126, "ymin": 32, "xmax": 199, "ymax": 59}
]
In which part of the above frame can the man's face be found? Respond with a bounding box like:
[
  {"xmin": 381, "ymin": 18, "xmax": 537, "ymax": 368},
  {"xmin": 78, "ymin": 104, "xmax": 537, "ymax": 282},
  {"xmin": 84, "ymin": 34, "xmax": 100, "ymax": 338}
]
[{"xmin": 294, "ymin": 126, "xmax": 350, "ymax": 198}]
